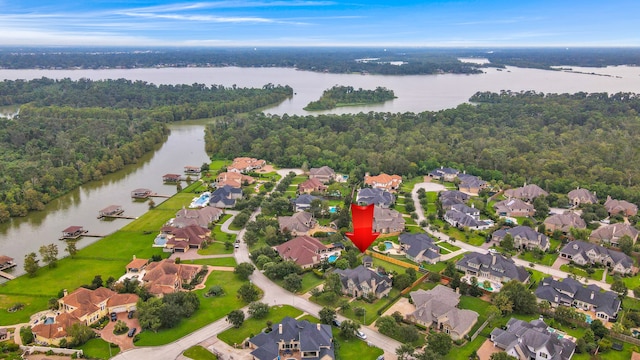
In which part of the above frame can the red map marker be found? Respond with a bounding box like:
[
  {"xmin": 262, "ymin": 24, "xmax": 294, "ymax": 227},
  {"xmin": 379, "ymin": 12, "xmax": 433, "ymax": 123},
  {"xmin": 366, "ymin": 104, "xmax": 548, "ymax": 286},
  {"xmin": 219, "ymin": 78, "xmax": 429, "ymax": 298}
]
[{"xmin": 346, "ymin": 203, "xmax": 380, "ymax": 253}]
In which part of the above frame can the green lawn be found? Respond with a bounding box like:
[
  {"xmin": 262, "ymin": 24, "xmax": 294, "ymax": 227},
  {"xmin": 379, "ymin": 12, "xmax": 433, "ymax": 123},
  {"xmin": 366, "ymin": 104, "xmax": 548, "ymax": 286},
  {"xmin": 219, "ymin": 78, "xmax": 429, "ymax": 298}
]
[
  {"xmin": 197, "ymin": 241, "xmax": 234, "ymax": 255},
  {"xmin": 183, "ymin": 345, "xmax": 218, "ymax": 360},
  {"xmin": 371, "ymin": 257, "xmax": 413, "ymax": 275},
  {"xmin": 209, "ymin": 159, "xmax": 231, "ymax": 171},
  {"xmin": 334, "ymin": 330, "xmax": 384, "ymax": 360},
  {"xmin": 340, "ymin": 289, "xmax": 401, "ymax": 325},
  {"xmin": 217, "ymin": 305, "xmax": 303, "ymax": 345},
  {"xmin": 438, "ymin": 242, "xmax": 461, "ymax": 252},
  {"xmin": 458, "ymin": 295, "xmax": 492, "ymax": 335},
  {"xmin": 400, "ymin": 176, "xmax": 424, "ymax": 194},
  {"xmin": 422, "ymin": 254, "xmax": 466, "ymax": 273},
  {"xmin": 135, "ymin": 271, "xmax": 249, "ymax": 346},
  {"xmin": 559, "ymin": 264, "xmax": 604, "ymax": 281},
  {"xmin": 78, "ymin": 338, "xmax": 120, "ymax": 360},
  {"xmin": 299, "ymin": 272, "xmax": 325, "ymax": 294},
  {"xmin": 444, "ymin": 333, "xmax": 487, "ymax": 360},
  {"xmin": 517, "ymin": 251, "xmax": 559, "ymax": 267},
  {"xmin": 182, "ymin": 257, "xmax": 237, "ymax": 267}
]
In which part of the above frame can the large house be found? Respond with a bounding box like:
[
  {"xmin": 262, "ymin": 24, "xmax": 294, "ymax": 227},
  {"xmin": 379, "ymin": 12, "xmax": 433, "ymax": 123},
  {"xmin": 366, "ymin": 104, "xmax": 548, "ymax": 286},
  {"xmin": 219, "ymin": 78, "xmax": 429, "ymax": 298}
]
[
  {"xmin": 292, "ymin": 194, "xmax": 320, "ymax": 212},
  {"xmin": 456, "ymin": 252, "xmax": 530, "ymax": 284},
  {"xmin": 444, "ymin": 203, "xmax": 493, "ymax": 230},
  {"xmin": 279, "ymin": 211, "xmax": 316, "ymax": 236},
  {"xmin": 398, "ymin": 233, "xmax": 441, "ymax": 264},
  {"xmin": 543, "ymin": 212, "xmax": 586, "ymax": 234},
  {"xmin": 559, "ymin": 240, "xmax": 634, "ymax": 275},
  {"xmin": 298, "ymin": 178, "xmax": 327, "ymax": 194},
  {"xmin": 274, "ymin": 235, "xmax": 342, "ymax": 269},
  {"xmin": 567, "ymin": 188, "xmax": 597, "ymax": 206},
  {"xmin": 227, "ymin": 157, "xmax": 266, "ymax": 173},
  {"xmin": 604, "ymin": 195, "xmax": 638, "ymax": 217},
  {"xmin": 308, "ymin": 166, "xmax": 336, "ymax": 183},
  {"xmin": 535, "ymin": 276, "xmax": 620, "ymax": 322},
  {"xmin": 334, "ymin": 265, "xmax": 392, "ymax": 299},
  {"xmin": 164, "ymin": 224, "xmax": 211, "ymax": 253},
  {"xmin": 492, "ymin": 226, "xmax": 550, "ymax": 251},
  {"xmin": 31, "ymin": 312, "xmax": 79, "ymax": 346},
  {"xmin": 373, "ymin": 206, "xmax": 405, "ymax": 234},
  {"xmin": 170, "ymin": 206, "xmax": 222, "ymax": 228},
  {"xmin": 490, "ymin": 318, "xmax": 576, "ymax": 360},
  {"xmin": 248, "ymin": 317, "xmax": 334, "ymax": 360},
  {"xmin": 216, "ymin": 172, "xmax": 255, "ymax": 188},
  {"xmin": 457, "ymin": 173, "xmax": 488, "ymax": 195},
  {"xmin": 209, "ymin": 185, "xmax": 243, "ymax": 208},
  {"xmin": 493, "ymin": 198, "xmax": 535, "ymax": 217},
  {"xmin": 364, "ymin": 173, "xmax": 402, "ymax": 192},
  {"xmin": 504, "ymin": 184, "xmax": 548, "ymax": 202},
  {"xmin": 439, "ymin": 190, "xmax": 470, "ymax": 210},
  {"xmin": 142, "ymin": 259, "xmax": 201, "ymax": 296},
  {"xmin": 356, "ymin": 187, "xmax": 395, "ymax": 208},
  {"xmin": 406, "ymin": 285, "xmax": 478, "ymax": 341},
  {"xmin": 428, "ymin": 167, "xmax": 460, "ymax": 182},
  {"xmin": 589, "ymin": 223, "xmax": 639, "ymax": 246}
]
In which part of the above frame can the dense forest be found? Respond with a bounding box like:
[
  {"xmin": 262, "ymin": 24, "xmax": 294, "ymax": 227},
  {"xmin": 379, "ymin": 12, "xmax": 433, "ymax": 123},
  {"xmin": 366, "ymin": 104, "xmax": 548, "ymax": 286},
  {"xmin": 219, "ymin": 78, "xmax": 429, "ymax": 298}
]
[
  {"xmin": 304, "ymin": 86, "xmax": 396, "ymax": 111},
  {"xmin": 1, "ymin": 47, "xmax": 639, "ymax": 73},
  {"xmin": 0, "ymin": 79, "xmax": 293, "ymax": 221},
  {"xmin": 206, "ymin": 91, "xmax": 640, "ymax": 204}
]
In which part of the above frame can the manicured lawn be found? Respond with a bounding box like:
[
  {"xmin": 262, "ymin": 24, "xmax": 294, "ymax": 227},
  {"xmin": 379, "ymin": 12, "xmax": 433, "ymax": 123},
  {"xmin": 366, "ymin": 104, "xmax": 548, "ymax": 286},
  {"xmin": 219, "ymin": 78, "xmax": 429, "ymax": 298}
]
[
  {"xmin": 444, "ymin": 333, "xmax": 487, "ymax": 360},
  {"xmin": 422, "ymin": 254, "xmax": 466, "ymax": 273},
  {"xmin": 135, "ymin": 271, "xmax": 249, "ymax": 346},
  {"xmin": 183, "ymin": 345, "xmax": 218, "ymax": 360},
  {"xmin": 340, "ymin": 289, "xmax": 401, "ymax": 325},
  {"xmin": 371, "ymin": 257, "xmax": 413, "ymax": 275},
  {"xmin": 78, "ymin": 338, "xmax": 120, "ymax": 360},
  {"xmin": 400, "ymin": 176, "xmax": 424, "ymax": 193},
  {"xmin": 527, "ymin": 268, "xmax": 548, "ymax": 285},
  {"xmin": 438, "ymin": 242, "xmax": 461, "ymax": 252},
  {"xmin": 517, "ymin": 251, "xmax": 559, "ymax": 267},
  {"xmin": 559, "ymin": 264, "xmax": 604, "ymax": 281},
  {"xmin": 334, "ymin": 331, "xmax": 384, "ymax": 360},
  {"xmin": 182, "ymin": 257, "xmax": 237, "ymax": 267},
  {"xmin": 0, "ymin": 294, "xmax": 50, "ymax": 325},
  {"xmin": 209, "ymin": 159, "xmax": 230, "ymax": 171},
  {"xmin": 458, "ymin": 295, "xmax": 492, "ymax": 335},
  {"xmin": 299, "ymin": 272, "xmax": 325, "ymax": 294},
  {"xmin": 197, "ymin": 240, "xmax": 234, "ymax": 255},
  {"xmin": 298, "ymin": 314, "xmax": 320, "ymax": 323},
  {"xmin": 217, "ymin": 305, "xmax": 303, "ymax": 345},
  {"xmin": 290, "ymin": 175, "xmax": 308, "ymax": 185}
]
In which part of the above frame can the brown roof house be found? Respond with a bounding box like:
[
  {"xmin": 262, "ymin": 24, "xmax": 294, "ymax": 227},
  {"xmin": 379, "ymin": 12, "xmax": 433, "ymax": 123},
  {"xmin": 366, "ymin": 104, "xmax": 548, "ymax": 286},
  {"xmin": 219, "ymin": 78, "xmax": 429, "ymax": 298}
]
[
  {"xmin": 504, "ymin": 184, "xmax": 548, "ymax": 202},
  {"xmin": 364, "ymin": 173, "xmax": 402, "ymax": 192},
  {"xmin": 604, "ymin": 195, "xmax": 638, "ymax": 217},
  {"xmin": 543, "ymin": 212, "xmax": 586, "ymax": 234},
  {"xmin": 309, "ymin": 166, "xmax": 337, "ymax": 183},
  {"xmin": 334, "ymin": 265, "xmax": 392, "ymax": 299},
  {"xmin": 589, "ymin": 223, "xmax": 639, "ymax": 246},
  {"xmin": 278, "ymin": 211, "xmax": 316, "ymax": 236},
  {"xmin": 227, "ymin": 157, "xmax": 266, "ymax": 173},
  {"xmin": 216, "ymin": 171, "xmax": 255, "ymax": 188},
  {"xmin": 298, "ymin": 178, "xmax": 328, "ymax": 194},
  {"xmin": 164, "ymin": 225, "xmax": 211, "ymax": 253},
  {"xmin": 568, "ymin": 188, "xmax": 597, "ymax": 207},
  {"xmin": 493, "ymin": 198, "xmax": 534, "ymax": 217},
  {"xmin": 142, "ymin": 259, "xmax": 201, "ymax": 296},
  {"xmin": 274, "ymin": 235, "xmax": 342, "ymax": 269},
  {"xmin": 126, "ymin": 256, "xmax": 148, "ymax": 274},
  {"xmin": 31, "ymin": 312, "xmax": 79, "ymax": 346},
  {"xmin": 58, "ymin": 287, "xmax": 138, "ymax": 326},
  {"xmin": 406, "ymin": 285, "xmax": 478, "ymax": 341},
  {"xmin": 373, "ymin": 206, "xmax": 405, "ymax": 234}
]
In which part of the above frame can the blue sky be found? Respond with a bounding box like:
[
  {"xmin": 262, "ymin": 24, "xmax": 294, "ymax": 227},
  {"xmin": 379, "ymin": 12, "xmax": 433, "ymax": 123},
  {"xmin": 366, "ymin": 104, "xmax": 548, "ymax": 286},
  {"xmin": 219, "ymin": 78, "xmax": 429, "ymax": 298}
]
[{"xmin": 1, "ymin": 0, "xmax": 639, "ymax": 47}]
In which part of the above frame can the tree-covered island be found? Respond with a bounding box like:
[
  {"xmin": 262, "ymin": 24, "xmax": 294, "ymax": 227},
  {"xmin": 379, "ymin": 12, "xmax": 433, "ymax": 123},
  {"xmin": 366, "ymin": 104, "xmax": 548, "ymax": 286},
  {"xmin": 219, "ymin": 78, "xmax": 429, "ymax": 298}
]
[{"xmin": 304, "ymin": 86, "xmax": 396, "ymax": 111}]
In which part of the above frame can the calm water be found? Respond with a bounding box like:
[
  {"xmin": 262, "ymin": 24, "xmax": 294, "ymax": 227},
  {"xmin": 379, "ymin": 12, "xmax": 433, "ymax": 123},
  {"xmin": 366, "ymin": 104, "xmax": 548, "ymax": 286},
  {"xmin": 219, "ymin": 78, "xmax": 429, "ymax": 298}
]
[{"xmin": 1, "ymin": 65, "xmax": 640, "ymax": 275}]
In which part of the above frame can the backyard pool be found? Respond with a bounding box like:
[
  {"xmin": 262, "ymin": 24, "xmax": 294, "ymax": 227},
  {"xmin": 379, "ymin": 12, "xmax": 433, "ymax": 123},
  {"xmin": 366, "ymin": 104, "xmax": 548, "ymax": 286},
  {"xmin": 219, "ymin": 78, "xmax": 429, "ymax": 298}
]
[
  {"xmin": 585, "ymin": 314, "xmax": 593, "ymax": 324},
  {"xmin": 190, "ymin": 192, "xmax": 211, "ymax": 208},
  {"xmin": 329, "ymin": 206, "xmax": 338, "ymax": 213},
  {"xmin": 153, "ymin": 234, "xmax": 167, "ymax": 247},
  {"xmin": 44, "ymin": 317, "xmax": 55, "ymax": 325},
  {"xmin": 633, "ymin": 329, "xmax": 640, "ymax": 337},
  {"xmin": 328, "ymin": 254, "xmax": 339, "ymax": 263},
  {"xmin": 384, "ymin": 241, "xmax": 394, "ymax": 250}
]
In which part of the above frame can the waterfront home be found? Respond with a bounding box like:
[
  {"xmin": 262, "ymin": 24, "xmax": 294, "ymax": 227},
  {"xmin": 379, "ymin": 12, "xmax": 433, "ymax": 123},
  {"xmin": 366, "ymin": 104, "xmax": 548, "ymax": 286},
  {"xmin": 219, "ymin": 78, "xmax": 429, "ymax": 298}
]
[
  {"xmin": 492, "ymin": 226, "xmax": 550, "ymax": 251},
  {"xmin": 373, "ymin": 206, "xmax": 405, "ymax": 234},
  {"xmin": 504, "ymin": 184, "xmax": 548, "ymax": 202},
  {"xmin": 398, "ymin": 233, "xmax": 441, "ymax": 264},
  {"xmin": 209, "ymin": 185, "xmax": 243, "ymax": 208},
  {"xmin": 31, "ymin": 312, "xmax": 79, "ymax": 346},
  {"xmin": 248, "ymin": 317, "xmax": 334, "ymax": 360},
  {"xmin": 216, "ymin": 171, "xmax": 255, "ymax": 188},
  {"xmin": 490, "ymin": 318, "xmax": 576, "ymax": 360},
  {"xmin": 535, "ymin": 276, "xmax": 620, "ymax": 322},
  {"xmin": 131, "ymin": 188, "xmax": 152, "ymax": 199},
  {"xmin": 171, "ymin": 206, "xmax": 223, "ymax": 228},
  {"xmin": 278, "ymin": 211, "xmax": 316, "ymax": 236},
  {"xmin": 57, "ymin": 287, "xmax": 138, "ymax": 326},
  {"xmin": 164, "ymin": 225, "xmax": 211, "ymax": 253},
  {"xmin": 274, "ymin": 235, "xmax": 342, "ymax": 269},
  {"xmin": 406, "ymin": 285, "xmax": 478, "ymax": 341},
  {"xmin": 309, "ymin": 166, "xmax": 337, "ymax": 183},
  {"xmin": 126, "ymin": 256, "xmax": 148, "ymax": 274},
  {"xmin": 227, "ymin": 157, "xmax": 266, "ymax": 173},
  {"xmin": 334, "ymin": 265, "xmax": 392, "ymax": 299},
  {"xmin": 567, "ymin": 188, "xmax": 597, "ymax": 206},
  {"xmin": 142, "ymin": 259, "xmax": 201, "ymax": 296},
  {"xmin": 559, "ymin": 240, "xmax": 634, "ymax": 275},
  {"xmin": 298, "ymin": 177, "xmax": 328, "ymax": 194},
  {"xmin": 356, "ymin": 187, "xmax": 395, "ymax": 208},
  {"xmin": 589, "ymin": 223, "xmax": 639, "ymax": 246},
  {"xmin": 604, "ymin": 195, "xmax": 638, "ymax": 217},
  {"xmin": 364, "ymin": 172, "xmax": 402, "ymax": 191},
  {"xmin": 543, "ymin": 211, "xmax": 586, "ymax": 234},
  {"xmin": 162, "ymin": 173, "xmax": 182, "ymax": 183},
  {"xmin": 456, "ymin": 252, "xmax": 530, "ymax": 284},
  {"xmin": 428, "ymin": 166, "xmax": 460, "ymax": 182}
]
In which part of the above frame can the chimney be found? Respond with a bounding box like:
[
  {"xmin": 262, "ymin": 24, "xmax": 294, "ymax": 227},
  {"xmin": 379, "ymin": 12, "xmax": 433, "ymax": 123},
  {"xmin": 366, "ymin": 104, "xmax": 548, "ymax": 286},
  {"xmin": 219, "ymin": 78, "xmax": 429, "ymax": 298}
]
[
  {"xmin": 317, "ymin": 323, "xmax": 321, "ymax": 331},
  {"xmin": 463, "ymin": 170, "xmax": 466, "ymax": 174},
  {"xmin": 278, "ymin": 323, "xmax": 283, "ymax": 334},
  {"xmin": 63, "ymin": 289, "xmax": 68, "ymax": 297},
  {"xmin": 491, "ymin": 254, "xmax": 497, "ymax": 265},
  {"xmin": 133, "ymin": 255, "xmax": 136, "ymax": 260},
  {"xmin": 554, "ymin": 295, "xmax": 558, "ymax": 303},
  {"xmin": 440, "ymin": 166, "xmax": 443, "ymax": 169},
  {"xmin": 590, "ymin": 291, "xmax": 594, "ymax": 300}
]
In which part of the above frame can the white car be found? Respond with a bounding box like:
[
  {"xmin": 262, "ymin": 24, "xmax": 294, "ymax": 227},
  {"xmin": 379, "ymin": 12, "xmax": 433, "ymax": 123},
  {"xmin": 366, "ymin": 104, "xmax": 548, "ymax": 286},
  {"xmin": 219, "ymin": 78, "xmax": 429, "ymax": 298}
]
[{"xmin": 356, "ymin": 331, "xmax": 367, "ymax": 340}]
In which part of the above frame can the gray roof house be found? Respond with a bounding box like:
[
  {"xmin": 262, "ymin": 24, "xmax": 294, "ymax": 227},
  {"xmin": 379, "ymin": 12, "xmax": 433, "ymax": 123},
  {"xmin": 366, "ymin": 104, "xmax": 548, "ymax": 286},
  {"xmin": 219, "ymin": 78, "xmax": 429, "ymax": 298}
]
[
  {"xmin": 543, "ymin": 212, "xmax": 586, "ymax": 234},
  {"xmin": 492, "ymin": 226, "xmax": 549, "ymax": 251},
  {"xmin": 444, "ymin": 204, "xmax": 493, "ymax": 230},
  {"xmin": 171, "ymin": 206, "xmax": 223, "ymax": 229},
  {"xmin": 309, "ymin": 166, "xmax": 336, "ymax": 184},
  {"xmin": 439, "ymin": 190, "xmax": 470, "ymax": 203},
  {"xmin": 567, "ymin": 188, "xmax": 597, "ymax": 206},
  {"xmin": 209, "ymin": 185, "xmax": 243, "ymax": 208},
  {"xmin": 248, "ymin": 316, "xmax": 334, "ymax": 360},
  {"xmin": 559, "ymin": 240, "xmax": 634, "ymax": 275},
  {"xmin": 535, "ymin": 276, "xmax": 620, "ymax": 322},
  {"xmin": 373, "ymin": 206, "xmax": 405, "ymax": 234},
  {"xmin": 504, "ymin": 184, "xmax": 549, "ymax": 202},
  {"xmin": 292, "ymin": 194, "xmax": 320, "ymax": 212},
  {"xmin": 398, "ymin": 233, "xmax": 441, "ymax": 264},
  {"xmin": 278, "ymin": 211, "xmax": 316, "ymax": 236},
  {"xmin": 490, "ymin": 318, "xmax": 576, "ymax": 360},
  {"xmin": 493, "ymin": 198, "xmax": 535, "ymax": 217},
  {"xmin": 604, "ymin": 195, "xmax": 638, "ymax": 217},
  {"xmin": 334, "ymin": 265, "xmax": 392, "ymax": 299},
  {"xmin": 589, "ymin": 223, "xmax": 639, "ymax": 246},
  {"xmin": 428, "ymin": 166, "xmax": 460, "ymax": 182},
  {"xmin": 457, "ymin": 173, "xmax": 488, "ymax": 195},
  {"xmin": 456, "ymin": 252, "xmax": 530, "ymax": 284},
  {"xmin": 406, "ymin": 285, "xmax": 478, "ymax": 341},
  {"xmin": 356, "ymin": 187, "xmax": 395, "ymax": 208}
]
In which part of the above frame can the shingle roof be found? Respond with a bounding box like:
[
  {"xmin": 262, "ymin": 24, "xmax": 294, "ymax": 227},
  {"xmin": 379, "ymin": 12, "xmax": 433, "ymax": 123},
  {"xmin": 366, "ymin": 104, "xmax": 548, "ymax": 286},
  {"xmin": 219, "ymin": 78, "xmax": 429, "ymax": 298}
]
[
  {"xmin": 356, "ymin": 187, "xmax": 395, "ymax": 207},
  {"xmin": 568, "ymin": 188, "xmax": 597, "ymax": 203},
  {"xmin": 278, "ymin": 211, "xmax": 315, "ymax": 233},
  {"xmin": 491, "ymin": 318, "xmax": 576, "ymax": 360},
  {"xmin": 590, "ymin": 223, "xmax": 639, "ymax": 243},
  {"xmin": 399, "ymin": 233, "xmax": 440, "ymax": 259},
  {"xmin": 492, "ymin": 226, "xmax": 549, "ymax": 249},
  {"xmin": 249, "ymin": 317, "xmax": 334, "ymax": 360},
  {"xmin": 335, "ymin": 265, "xmax": 392, "ymax": 296},
  {"xmin": 544, "ymin": 211, "xmax": 587, "ymax": 231},
  {"xmin": 457, "ymin": 252, "xmax": 530, "ymax": 282},
  {"xmin": 504, "ymin": 184, "xmax": 548, "ymax": 200},
  {"xmin": 560, "ymin": 240, "xmax": 633, "ymax": 269},
  {"xmin": 535, "ymin": 276, "xmax": 621, "ymax": 318},
  {"xmin": 274, "ymin": 235, "xmax": 328, "ymax": 267}
]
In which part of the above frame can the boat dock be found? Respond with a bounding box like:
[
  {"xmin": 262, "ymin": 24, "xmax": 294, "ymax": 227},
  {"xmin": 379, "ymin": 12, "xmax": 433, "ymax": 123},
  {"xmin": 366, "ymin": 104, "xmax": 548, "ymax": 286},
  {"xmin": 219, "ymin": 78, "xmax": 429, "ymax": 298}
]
[
  {"xmin": 0, "ymin": 255, "xmax": 16, "ymax": 280},
  {"xmin": 131, "ymin": 188, "xmax": 171, "ymax": 199},
  {"xmin": 97, "ymin": 205, "xmax": 136, "ymax": 219},
  {"xmin": 0, "ymin": 271, "xmax": 15, "ymax": 280},
  {"xmin": 98, "ymin": 214, "xmax": 138, "ymax": 220}
]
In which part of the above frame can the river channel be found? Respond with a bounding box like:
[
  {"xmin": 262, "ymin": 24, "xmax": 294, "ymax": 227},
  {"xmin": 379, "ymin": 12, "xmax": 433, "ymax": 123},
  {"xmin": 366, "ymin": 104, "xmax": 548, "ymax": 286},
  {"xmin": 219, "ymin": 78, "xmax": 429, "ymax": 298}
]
[{"xmin": 1, "ymin": 64, "xmax": 640, "ymax": 275}]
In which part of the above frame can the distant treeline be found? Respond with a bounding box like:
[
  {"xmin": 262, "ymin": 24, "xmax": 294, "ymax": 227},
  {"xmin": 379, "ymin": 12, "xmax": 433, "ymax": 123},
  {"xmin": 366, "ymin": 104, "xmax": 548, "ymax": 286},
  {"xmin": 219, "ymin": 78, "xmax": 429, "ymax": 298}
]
[
  {"xmin": 0, "ymin": 78, "xmax": 293, "ymax": 221},
  {"xmin": 206, "ymin": 90, "xmax": 640, "ymax": 204},
  {"xmin": 304, "ymin": 86, "xmax": 396, "ymax": 110}
]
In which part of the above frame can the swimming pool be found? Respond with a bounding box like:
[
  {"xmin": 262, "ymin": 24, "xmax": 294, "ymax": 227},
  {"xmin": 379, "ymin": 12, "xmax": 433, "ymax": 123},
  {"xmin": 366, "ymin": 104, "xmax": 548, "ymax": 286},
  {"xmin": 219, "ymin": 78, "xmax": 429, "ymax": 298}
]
[
  {"xmin": 153, "ymin": 234, "xmax": 167, "ymax": 247},
  {"xmin": 44, "ymin": 317, "xmax": 55, "ymax": 325},
  {"xmin": 633, "ymin": 329, "xmax": 640, "ymax": 337},
  {"xmin": 328, "ymin": 254, "xmax": 339, "ymax": 263},
  {"xmin": 190, "ymin": 192, "xmax": 211, "ymax": 208},
  {"xmin": 329, "ymin": 206, "xmax": 338, "ymax": 213},
  {"xmin": 384, "ymin": 241, "xmax": 394, "ymax": 250},
  {"xmin": 585, "ymin": 314, "xmax": 593, "ymax": 324}
]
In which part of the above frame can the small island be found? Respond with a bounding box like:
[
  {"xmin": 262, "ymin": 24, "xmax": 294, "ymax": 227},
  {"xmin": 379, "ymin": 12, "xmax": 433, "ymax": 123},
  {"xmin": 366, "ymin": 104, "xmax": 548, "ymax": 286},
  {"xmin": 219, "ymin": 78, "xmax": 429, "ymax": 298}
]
[{"xmin": 304, "ymin": 85, "xmax": 396, "ymax": 110}]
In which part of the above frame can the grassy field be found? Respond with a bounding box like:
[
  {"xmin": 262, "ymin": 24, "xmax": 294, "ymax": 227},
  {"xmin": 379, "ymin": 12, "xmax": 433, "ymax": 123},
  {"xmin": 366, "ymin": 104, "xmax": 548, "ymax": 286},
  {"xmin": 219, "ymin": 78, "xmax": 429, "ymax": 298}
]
[
  {"xmin": 518, "ymin": 251, "xmax": 559, "ymax": 267},
  {"xmin": 183, "ymin": 345, "xmax": 218, "ymax": 360},
  {"xmin": 78, "ymin": 338, "xmax": 120, "ymax": 360},
  {"xmin": 422, "ymin": 253, "xmax": 466, "ymax": 273},
  {"xmin": 438, "ymin": 242, "xmax": 461, "ymax": 252},
  {"xmin": 217, "ymin": 305, "xmax": 303, "ymax": 345},
  {"xmin": 299, "ymin": 272, "xmax": 325, "ymax": 294},
  {"xmin": 559, "ymin": 264, "xmax": 604, "ymax": 281},
  {"xmin": 182, "ymin": 257, "xmax": 237, "ymax": 267},
  {"xmin": 340, "ymin": 289, "xmax": 401, "ymax": 325}
]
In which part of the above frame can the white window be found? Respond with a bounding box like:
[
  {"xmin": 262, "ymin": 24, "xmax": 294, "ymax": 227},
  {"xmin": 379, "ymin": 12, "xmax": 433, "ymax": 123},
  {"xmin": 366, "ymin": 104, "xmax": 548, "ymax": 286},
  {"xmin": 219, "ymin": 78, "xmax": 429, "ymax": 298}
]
[{"xmin": 539, "ymin": 352, "xmax": 548, "ymax": 358}]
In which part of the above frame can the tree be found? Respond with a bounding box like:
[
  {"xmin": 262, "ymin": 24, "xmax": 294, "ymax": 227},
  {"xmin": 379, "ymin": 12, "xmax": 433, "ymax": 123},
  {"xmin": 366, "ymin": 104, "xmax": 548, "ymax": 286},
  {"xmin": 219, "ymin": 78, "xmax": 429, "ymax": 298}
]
[
  {"xmin": 443, "ymin": 261, "xmax": 457, "ymax": 277},
  {"xmin": 427, "ymin": 332, "xmax": 452, "ymax": 356},
  {"xmin": 20, "ymin": 326, "xmax": 34, "ymax": 344},
  {"xmin": 497, "ymin": 281, "xmax": 537, "ymax": 314},
  {"xmin": 234, "ymin": 262, "xmax": 255, "ymax": 281},
  {"xmin": 500, "ymin": 233, "xmax": 514, "ymax": 252},
  {"xmin": 486, "ymin": 305, "xmax": 501, "ymax": 324},
  {"xmin": 393, "ymin": 273, "xmax": 412, "ymax": 290},
  {"xmin": 137, "ymin": 297, "xmax": 163, "ymax": 332},
  {"xmin": 339, "ymin": 319, "xmax": 360, "ymax": 339},
  {"xmin": 39, "ymin": 243, "xmax": 59, "ymax": 268},
  {"xmin": 398, "ymin": 324, "xmax": 419, "ymax": 343},
  {"xmin": 206, "ymin": 285, "xmax": 225, "ymax": 297},
  {"xmin": 611, "ymin": 279, "xmax": 628, "ymax": 298},
  {"xmin": 492, "ymin": 292, "xmax": 513, "ymax": 315},
  {"xmin": 490, "ymin": 352, "xmax": 517, "ymax": 360},
  {"xmin": 237, "ymin": 283, "xmax": 260, "ymax": 303},
  {"xmin": 376, "ymin": 316, "xmax": 398, "ymax": 336},
  {"xmin": 65, "ymin": 241, "xmax": 78, "ymax": 258},
  {"xmin": 319, "ymin": 307, "xmax": 336, "ymax": 325},
  {"xmin": 90, "ymin": 275, "xmax": 104, "ymax": 289},
  {"xmin": 414, "ymin": 349, "xmax": 442, "ymax": 360},
  {"xmin": 24, "ymin": 252, "xmax": 40, "ymax": 277},
  {"xmin": 619, "ymin": 235, "xmax": 634, "ymax": 255},
  {"xmin": 283, "ymin": 273, "xmax": 302, "ymax": 292},
  {"xmin": 67, "ymin": 323, "xmax": 95, "ymax": 347},
  {"xmin": 324, "ymin": 272, "xmax": 343, "ymax": 295},
  {"xmin": 227, "ymin": 309, "xmax": 245, "ymax": 328},
  {"xmin": 396, "ymin": 343, "xmax": 415, "ymax": 360},
  {"xmin": 248, "ymin": 302, "xmax": 270, "ymax": 319},
  {"xmin": 590, "ymin": 320, "xmax": 609, "ymax": 339}
]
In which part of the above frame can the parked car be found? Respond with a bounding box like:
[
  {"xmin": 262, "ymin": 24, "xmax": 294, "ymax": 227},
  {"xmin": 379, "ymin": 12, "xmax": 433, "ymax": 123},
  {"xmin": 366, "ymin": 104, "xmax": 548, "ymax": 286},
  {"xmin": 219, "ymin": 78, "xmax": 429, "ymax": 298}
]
[
  {"xmin": 127, "ymin": 310, "xmax": 135, "ymax": 319},
  {"xmin": 110, "ymin": 312, "xmax": 117, "ymax": 321},
  {"xmin": 356, "ymin": 330, "xmax": 367, "ymax": 340},
  {"xmin": 332, "ymin": 319, "xmax": 341, "ymax": 327},
  {"xmin": 234, "ymin": 243, "xmax": 240, "ymax": 248},
  {"xmin": 127, "ymin": 327, "xmax": 137, "ymax": 337}
]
